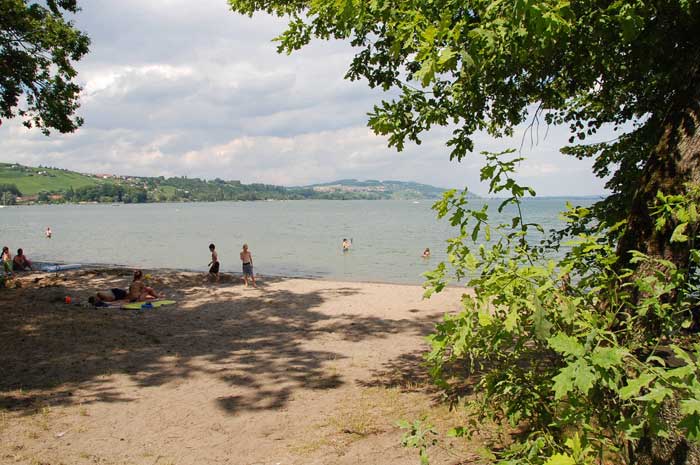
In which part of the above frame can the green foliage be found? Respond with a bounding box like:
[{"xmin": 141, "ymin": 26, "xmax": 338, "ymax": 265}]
[
  {"xmin": 419, "ymin": 151, "xmax": 700, "ymax": 464},
  {"xmin": 397, "ymin": 417, "xmax": 438, "ymax": 465},
  {"xmin": 0, "ymin": 0, "xmax": 90, "ymax": 134},
  {"xmin": 0, "ymin": 184, "xmax": 18, "ymax": 204},
  {"xmin": 652, "ymin": 184, "xmax": 700, "ymax": 249},
  {"xmin": 0, "ymin": 183, "xmax": 21, "ymax": 196}
]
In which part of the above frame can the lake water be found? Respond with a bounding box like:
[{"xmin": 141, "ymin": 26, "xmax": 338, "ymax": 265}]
[{"xmin": 0, "ymin": 199, "xmax": 593, "ymax": 284}]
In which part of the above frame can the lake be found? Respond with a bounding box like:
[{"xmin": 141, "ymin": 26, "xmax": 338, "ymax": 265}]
[{"xmin": 0, "ymin": 198, "xmax": 594, "ymax": 284}]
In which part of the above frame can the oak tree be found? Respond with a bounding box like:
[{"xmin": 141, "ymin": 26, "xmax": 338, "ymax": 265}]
[{"xmin": 229, "ymin": 2, "xmax": 700, "ymax": 463}]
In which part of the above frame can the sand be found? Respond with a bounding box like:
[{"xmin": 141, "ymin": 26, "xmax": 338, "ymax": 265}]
[{"xmin": 0, "ymin": 269, "xmax": 487, "ymax": 465}]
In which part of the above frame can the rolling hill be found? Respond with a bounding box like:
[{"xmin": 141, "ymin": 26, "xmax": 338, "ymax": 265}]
[
  {"xmin": 0, "ymin": 163, "xmax": 102, "ymax": 195},
  {"xmin": 0, "ymin": 162, "xmax": 459, "ymax": 204}
]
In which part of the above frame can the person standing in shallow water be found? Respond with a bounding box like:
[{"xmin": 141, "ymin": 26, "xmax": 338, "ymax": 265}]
[
  {"xmin": 240, "ymin": 243, "xmax": 256, "ymax": 288},
  {"xmin": 208, "ymin": 243, "xmax": 220, "ymax": 283},
  {"xmin": 45, "ymin": 226, "xmax": 52, "ymax": 239}
]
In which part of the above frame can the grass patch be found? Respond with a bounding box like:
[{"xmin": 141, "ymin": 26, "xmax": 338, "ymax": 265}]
[
  {"xmin": 287, "ymin": 437, "xmax": 332, "ymax": 456},
  {"xmin": 288, "ymin": 386, "xmax": 492, "ymax": 463},
  {"xmin": 0, "ymin": 163, "xmax": 102, "ymax": 195}
]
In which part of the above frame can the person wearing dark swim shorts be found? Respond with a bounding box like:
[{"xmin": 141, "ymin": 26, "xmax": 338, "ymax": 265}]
[
  {"xmin": 240, "ymin": 243, "xmax": 256, "ymax": 288},
  {"xmin": 208, "ymin": 243, "xmax": 220, "ymax": 282},
  {"xmin": 111, "ymin": 287, "xmax": 128, "ymax": 300},
  {"xmin": 91, "ymin": 285, "xmax": 128, "ymax": 304}
]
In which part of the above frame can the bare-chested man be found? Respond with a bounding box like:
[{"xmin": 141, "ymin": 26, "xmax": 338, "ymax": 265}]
[
  {"xmin": 92, "ymin": 270, "xmax": 161, "ymax": 304},
  {"xmin": 240, "ymin": 244, "xmax": 256, "ymax": 287}
]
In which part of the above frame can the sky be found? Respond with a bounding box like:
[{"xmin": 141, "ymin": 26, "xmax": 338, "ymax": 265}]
[{"xmin": 0, "ymin": 0, "xmax": 611, "ymax": 196}]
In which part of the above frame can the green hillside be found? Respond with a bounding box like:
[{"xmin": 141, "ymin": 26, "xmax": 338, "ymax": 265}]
[
  {"xmin": 0, "ymin": 162, "xmax": 456, "ymax": 204},
  {"xmin": 303, "ymin": 178, "xmax": 467, "ymax": 199},
  {"xmin": 0, "ymin": 163, "xmax": 102, "ymax": 195}
]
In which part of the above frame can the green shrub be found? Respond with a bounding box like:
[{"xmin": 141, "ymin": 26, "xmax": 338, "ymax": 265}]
[{"xmin": 413, "ymin": 151, "xmax": 700, "ymax": 465}]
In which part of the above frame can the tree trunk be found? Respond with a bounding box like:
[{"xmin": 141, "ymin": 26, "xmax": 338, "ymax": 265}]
[
  {"xmin": 618, "ymin": 77, "xmax": 700, "ymax": 465},
  {"xmin": 616, "ymin": 98, "xmax": 700, "ymax": 271},
  {"xmin": 633, "ymin": 398, "xmax": 700, "ymax": 465}
]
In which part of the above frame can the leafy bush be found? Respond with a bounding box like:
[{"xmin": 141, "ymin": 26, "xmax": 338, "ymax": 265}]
[
  {"xmin": 414, "ymin": 151, "xmax": 700, "ymax": 465},
  {"xmin": 0, "ymin": 183, "xmax": 22, "ymax": 196}
]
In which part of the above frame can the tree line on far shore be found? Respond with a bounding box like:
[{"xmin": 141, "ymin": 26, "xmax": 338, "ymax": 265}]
[{"xmin": 0, "ymin": 177, "xmax": 436, "ymax": 205}]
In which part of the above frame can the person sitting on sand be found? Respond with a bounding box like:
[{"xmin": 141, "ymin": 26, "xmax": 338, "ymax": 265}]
[
  {"xmin": 422, "ymin": 247, "xmax": 431, "ymax": 258},
  {"xmin": 12, "ymin": 248, "xmax": 33, "ymax": 271},
  {"xmin": 91, "ymin": 270, "xmax": 162, "ymax": 304},
  {"xmin": 128, "ymin": 270, "xmax": 161, "ymax": 301},
  {"xmin": 1, "ymin": 246, "xmax": 12, "ymax": 275},
  {"xmin": 240, "ymin": 243, "xmax": 256, "ymax": 288}
]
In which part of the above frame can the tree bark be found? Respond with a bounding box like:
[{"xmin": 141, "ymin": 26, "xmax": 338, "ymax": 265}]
[
  {"xmin": 633, "ymin": 398, "xmax": 700, "ymax": 465},
  {"xmin": 616, "ymin": 97, "xmax": 700, "ymax": 271},
  {"xmin": 618, "ymin": 75, "xmax": 700, "ymax": 465}
]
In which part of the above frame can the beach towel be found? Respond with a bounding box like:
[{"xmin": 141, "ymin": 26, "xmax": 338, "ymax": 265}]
[
  {"xmin": 41, "ymin": 264, "xmax": 81, "ymax": 272},
  {"xmin": 121, "ymin": 299, "xmax": 176, "ymax": 310}
]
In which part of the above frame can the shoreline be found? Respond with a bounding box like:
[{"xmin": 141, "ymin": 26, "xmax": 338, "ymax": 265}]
[
  {"xmin": 0, "ymin": 196, "xmax": 600, "ymax": 209},
  {"xmin": 25, "ymin": 260, "xmax": 467, "ymax": 289},
  {"xmin": 0, "ymin": 197, "xmax": 446, "ymax": 208}
]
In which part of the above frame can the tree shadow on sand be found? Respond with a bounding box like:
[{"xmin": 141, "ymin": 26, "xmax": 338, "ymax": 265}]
[{"xmin": 0, "ymin": 269, "xmax": 444, "ymax": 417}]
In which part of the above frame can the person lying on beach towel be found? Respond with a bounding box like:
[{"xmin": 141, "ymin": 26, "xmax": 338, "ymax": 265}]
[{"xmin": 90, "ymin": 270, "xmax": 162, "ymax": 305}]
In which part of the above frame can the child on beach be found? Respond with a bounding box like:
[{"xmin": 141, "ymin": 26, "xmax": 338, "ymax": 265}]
[
  {"xmin": 1, "ymin": 247, "xmax": 12, "ymax": 275},
  {"xmin": 208, "ymin": 243, "xmax": 220, "ymax": 282},
  {"xmin": 240, "ymin": 244, "xmax": 256, "ymax": 287}
]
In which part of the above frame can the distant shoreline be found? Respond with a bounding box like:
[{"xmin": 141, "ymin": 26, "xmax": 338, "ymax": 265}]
[
  {"xmin": 0, "ymin": 197, "xmax": 446, "ymax": 207},
  {"xmin": 0, "ymin": 195, "xmax": 602, "ymax": 208},
  {"xmin": 0, "ymin": 162, "xmax": 452, "ymax": 204}
]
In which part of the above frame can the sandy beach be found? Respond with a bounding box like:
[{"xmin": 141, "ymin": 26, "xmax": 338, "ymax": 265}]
[{"xmin": 0, "ymin": 268, "xmax": 490, "ymax": 465}]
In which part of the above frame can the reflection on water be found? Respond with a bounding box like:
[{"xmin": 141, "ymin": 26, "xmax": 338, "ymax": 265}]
[{"xmin": 0, "ymin": 199, "xmax": 592, "ymax": 284}]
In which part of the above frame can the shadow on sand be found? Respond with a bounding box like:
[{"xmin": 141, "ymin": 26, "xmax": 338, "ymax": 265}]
[{"xmin": 0, "ymin": 269, "xmax": 443, "ymax": 416}]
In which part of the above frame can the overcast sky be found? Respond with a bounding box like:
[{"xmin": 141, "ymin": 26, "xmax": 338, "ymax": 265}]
[{"xmin": 0, "ymin": 0, "xmax": 610, "ymax": 196}]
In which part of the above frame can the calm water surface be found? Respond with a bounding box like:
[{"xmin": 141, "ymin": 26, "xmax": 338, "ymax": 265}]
[{"xmin": 0, "ymin": 199, "xmax": 592, "ymax": 284}]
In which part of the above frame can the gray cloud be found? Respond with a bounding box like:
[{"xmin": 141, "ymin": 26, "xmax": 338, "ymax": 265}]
[{"xmin": 0, "ymin": 0, "xmax": 608, "ymax": 196}]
